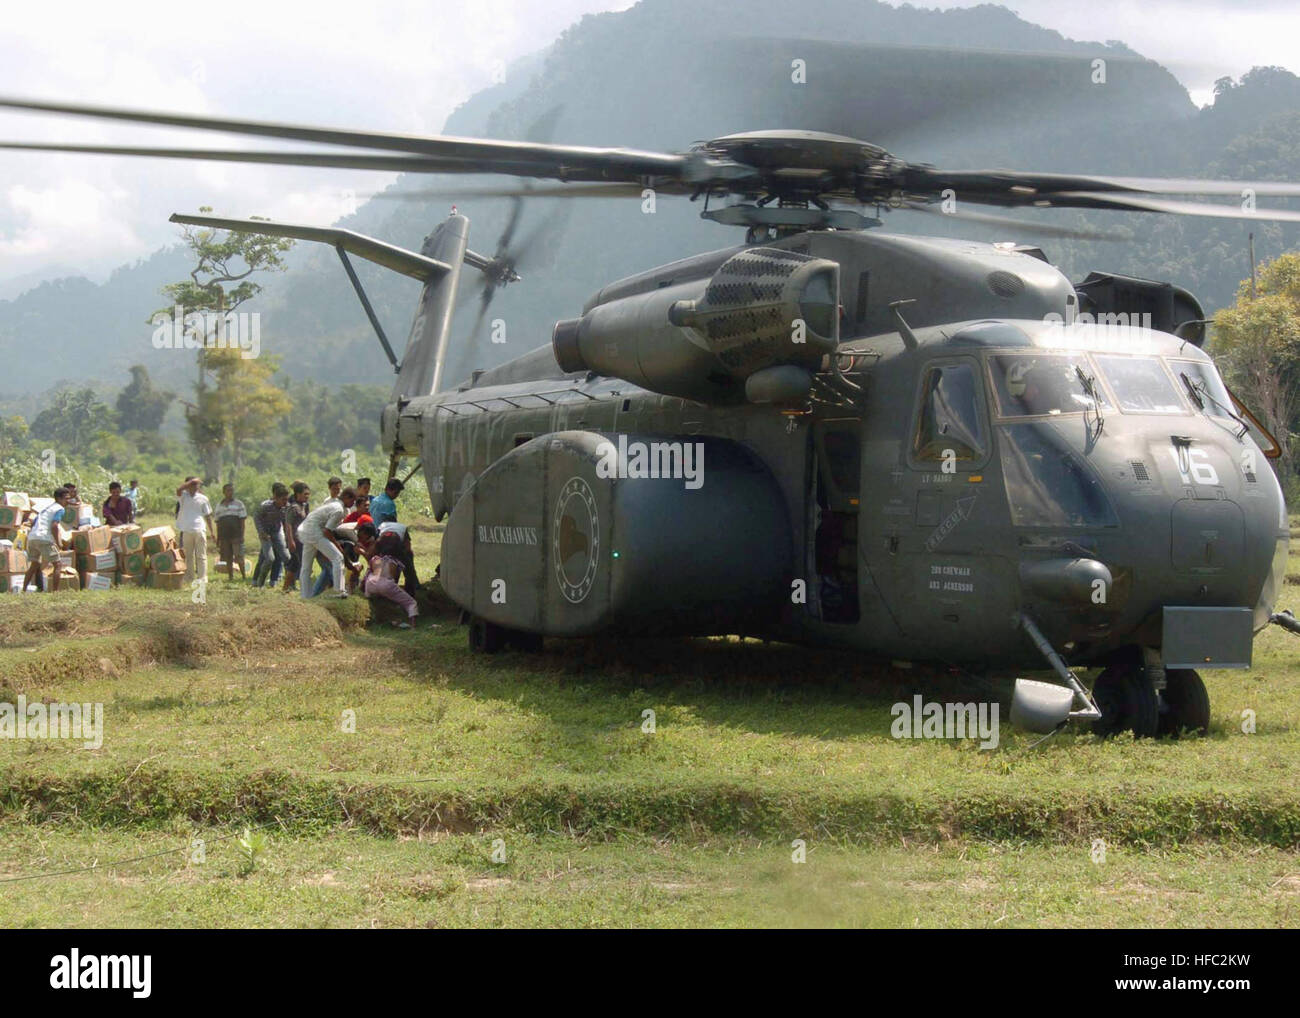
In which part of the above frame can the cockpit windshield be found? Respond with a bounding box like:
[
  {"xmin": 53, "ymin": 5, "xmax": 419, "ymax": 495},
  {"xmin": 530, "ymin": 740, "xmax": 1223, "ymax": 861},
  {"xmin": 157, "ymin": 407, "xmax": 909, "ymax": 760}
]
[
  {"xmin": 999, "ymin": 421, "xmax": 1119, "ymax": 528},
  {"xmin": 989, "ymin": 353, "xmax": 1110, "ymax": 418},
  {"xmin": 1093, "ymin": 355, "xmax": 1185, "ymax": 414}
]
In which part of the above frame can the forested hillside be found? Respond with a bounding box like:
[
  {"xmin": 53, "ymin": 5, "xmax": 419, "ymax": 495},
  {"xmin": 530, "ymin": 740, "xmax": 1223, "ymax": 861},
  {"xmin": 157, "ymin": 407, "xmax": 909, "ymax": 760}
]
[{"xmin": 1, "ymin": 0, "xmax": 1298, "ymax": 402}]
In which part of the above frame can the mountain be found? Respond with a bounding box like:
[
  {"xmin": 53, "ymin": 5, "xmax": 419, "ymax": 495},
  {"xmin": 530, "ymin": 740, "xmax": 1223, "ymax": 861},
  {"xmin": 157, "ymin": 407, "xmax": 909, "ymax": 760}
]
[{"xmin": 1, "ymin": 0, "xmax": 1297, "ymax": 401}]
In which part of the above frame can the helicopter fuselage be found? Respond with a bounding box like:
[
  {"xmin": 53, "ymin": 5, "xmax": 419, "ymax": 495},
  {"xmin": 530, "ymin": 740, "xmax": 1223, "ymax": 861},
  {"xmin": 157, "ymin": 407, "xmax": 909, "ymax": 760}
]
[{"xmin": 397, "ymin": 230, "xmax": 1286, "ymax": 674}]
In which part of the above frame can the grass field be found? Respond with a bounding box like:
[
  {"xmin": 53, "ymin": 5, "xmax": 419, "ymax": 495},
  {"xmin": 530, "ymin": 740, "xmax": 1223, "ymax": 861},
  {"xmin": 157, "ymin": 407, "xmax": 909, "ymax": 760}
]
[{"xmin": 2, "ymin": 512, "xmax": 1299, "ymax": 927}]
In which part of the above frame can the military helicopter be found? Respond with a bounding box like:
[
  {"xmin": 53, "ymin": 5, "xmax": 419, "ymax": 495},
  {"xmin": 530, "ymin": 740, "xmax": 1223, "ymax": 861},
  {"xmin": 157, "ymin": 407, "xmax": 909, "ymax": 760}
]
[{"xmin": 4, "ymin": 95, "xmax": 1300, "ymax": 739}]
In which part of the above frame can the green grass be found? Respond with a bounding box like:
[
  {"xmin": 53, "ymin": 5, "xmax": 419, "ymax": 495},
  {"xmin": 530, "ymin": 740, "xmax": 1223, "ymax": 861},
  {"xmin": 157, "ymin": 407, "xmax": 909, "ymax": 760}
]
[
  {"xmin": 2, "ymin": 513, "xmax": 1299, "ymax": 926},
  {"xmin": 1, "ymin": 827, "xmax": 1296, "ymax": 928}
]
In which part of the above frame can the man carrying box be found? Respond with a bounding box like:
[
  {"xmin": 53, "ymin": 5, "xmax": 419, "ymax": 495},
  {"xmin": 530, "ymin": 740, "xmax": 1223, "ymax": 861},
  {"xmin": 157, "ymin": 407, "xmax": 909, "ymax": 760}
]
[
  {"xmin": 22, "ymin": 487, "xmax": 71, "ymax": 592},
  {"xmin": 175, "ymin": 477, "xmax": 215, "ymax": 584},
  {"xmin": 297, "ymin": 485, "xmax": 357, "ymax": 599}
]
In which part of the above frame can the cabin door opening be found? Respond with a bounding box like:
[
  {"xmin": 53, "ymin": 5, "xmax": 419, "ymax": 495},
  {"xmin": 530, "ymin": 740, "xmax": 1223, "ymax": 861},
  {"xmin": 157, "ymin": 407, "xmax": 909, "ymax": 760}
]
[{"xmin": 810, "ymin": 417, "xmax": 862, "ymax": 623}]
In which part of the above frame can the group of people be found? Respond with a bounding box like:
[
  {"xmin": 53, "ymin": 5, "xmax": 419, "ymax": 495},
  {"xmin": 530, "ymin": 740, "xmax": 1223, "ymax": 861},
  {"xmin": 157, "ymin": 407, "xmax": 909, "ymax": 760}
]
[
  {"xmin": 20, "ymin": 480, "xmax": 139, "ymax": 592},
  {"xmin": 172, "ymin": 474, "xmax": 422, "ymax": 627}
]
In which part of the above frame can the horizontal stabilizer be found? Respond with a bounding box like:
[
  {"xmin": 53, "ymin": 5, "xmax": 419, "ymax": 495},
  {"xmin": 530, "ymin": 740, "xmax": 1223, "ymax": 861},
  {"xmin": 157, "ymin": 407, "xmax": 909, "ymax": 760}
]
[{"xmin": 168, "ymin": 213, "xmax": 451, "ymax": 281}]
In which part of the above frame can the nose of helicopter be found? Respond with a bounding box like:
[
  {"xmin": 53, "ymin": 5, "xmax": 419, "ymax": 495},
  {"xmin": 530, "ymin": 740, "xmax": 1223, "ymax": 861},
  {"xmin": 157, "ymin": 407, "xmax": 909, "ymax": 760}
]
[{"xmin": 1011, "ymin": 421, "xmax": 1287, "ymax": 661}]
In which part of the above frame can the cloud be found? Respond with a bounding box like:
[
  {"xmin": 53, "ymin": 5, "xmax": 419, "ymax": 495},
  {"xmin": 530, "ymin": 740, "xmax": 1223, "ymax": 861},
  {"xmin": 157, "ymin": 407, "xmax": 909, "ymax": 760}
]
[{"xmin": 0, "ymin": 0, "xmax": 631, "ymax": 287}]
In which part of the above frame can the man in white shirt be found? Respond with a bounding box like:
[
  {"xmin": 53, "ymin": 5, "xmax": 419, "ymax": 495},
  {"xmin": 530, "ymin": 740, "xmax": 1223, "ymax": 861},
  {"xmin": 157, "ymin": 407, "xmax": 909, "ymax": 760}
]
[
  {"xmin": 174, "ymin": 476, "xmax": 216, "ymax": 582},
  {"xmin": 21, "ymin": 486, "xmax": 72, "ymax": 592},
  {"xmin": 297, "ymin": 485, "xmax": 358, "ymax": 599}
]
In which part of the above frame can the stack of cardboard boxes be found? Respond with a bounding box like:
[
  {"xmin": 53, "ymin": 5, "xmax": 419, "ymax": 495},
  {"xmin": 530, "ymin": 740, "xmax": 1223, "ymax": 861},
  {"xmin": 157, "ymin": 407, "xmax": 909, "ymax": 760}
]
[
  {"xmin": 1, "ymin": 491, "xmax": 35, "ymax": 591},
  {"xmin": 72, "ymin": 524, "xmax": 116, "ymax": 591},
  {"xmin": 0, "ymin": 491, "xmax": 190, "ymax": 592},
  {"xmin": 142, "ymin": 525, "xmax": 186, "ymax": 589}
]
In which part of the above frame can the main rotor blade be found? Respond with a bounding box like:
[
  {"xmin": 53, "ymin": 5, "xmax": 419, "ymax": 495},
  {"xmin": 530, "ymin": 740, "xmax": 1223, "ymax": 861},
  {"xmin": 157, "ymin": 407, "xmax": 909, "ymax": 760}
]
[
  {"xmin": 0, "ymin": 140, "xmax": 465, "ymax": 173},
  {"xmin": 906, "ymin": 166, "xmax": 1300, "ymax": 202},
  {"xmin": 1049, "ymin": 191, "xmax": 1300, "ymax": 223},
  {"xmin": 0, "ymin": 95, "xmax": 693, "ymax": 181},
  {"xmin": 900, "ymin": 201, "xmax": 1130, "ymax": 241},
  {"xmin": 1088, "ymin": 175, "xmax": 1300, "ymax": 197},
  {"xmin": 364, "ymin": 182, "xmax": 665, "ymax": 200}
]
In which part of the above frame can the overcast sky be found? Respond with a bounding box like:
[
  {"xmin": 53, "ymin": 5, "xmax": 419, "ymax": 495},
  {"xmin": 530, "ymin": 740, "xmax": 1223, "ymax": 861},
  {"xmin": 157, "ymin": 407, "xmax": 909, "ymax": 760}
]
[{"xmin": 0, "ymin": 0, "xmax": 1293, "ymax": 292}]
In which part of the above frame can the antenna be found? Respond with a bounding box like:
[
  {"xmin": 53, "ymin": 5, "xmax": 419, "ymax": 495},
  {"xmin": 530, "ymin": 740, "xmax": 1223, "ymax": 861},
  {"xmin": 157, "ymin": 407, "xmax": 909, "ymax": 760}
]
[{"xmin": 890, "ymin": 299, "xmax": 920, "ymax": 350}]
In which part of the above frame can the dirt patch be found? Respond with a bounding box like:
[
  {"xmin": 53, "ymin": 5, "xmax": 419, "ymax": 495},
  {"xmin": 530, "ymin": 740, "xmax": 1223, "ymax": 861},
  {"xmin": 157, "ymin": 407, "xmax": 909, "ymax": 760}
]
[{"xmin": 465, "ymin": 877, "xmax": 512, "ymax": 889}]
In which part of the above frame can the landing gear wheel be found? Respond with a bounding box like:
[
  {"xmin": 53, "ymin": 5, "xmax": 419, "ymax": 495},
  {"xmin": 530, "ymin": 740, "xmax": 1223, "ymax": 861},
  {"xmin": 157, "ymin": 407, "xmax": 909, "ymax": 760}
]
[
  {"xmin": 1159, "ymin": 668, "xmax": 1210, "ymax": 738},
  {"xmin": 508, "ymin": 630, "xmax": 544, "ymax": 653},
  {"xmin": 468, "ymin": 616, "xmax": 505, "ymax": 654},
  {"xmin": 1090, "ymin": 651, "xmax": 1159, "ymax": 738}
]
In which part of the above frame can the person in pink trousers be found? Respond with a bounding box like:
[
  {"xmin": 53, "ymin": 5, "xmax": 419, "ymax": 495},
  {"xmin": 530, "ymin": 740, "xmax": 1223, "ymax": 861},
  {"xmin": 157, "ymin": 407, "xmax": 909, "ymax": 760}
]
[{"xmin": 356, "ymin": 523, "xmax": 418, "ymax": 628}]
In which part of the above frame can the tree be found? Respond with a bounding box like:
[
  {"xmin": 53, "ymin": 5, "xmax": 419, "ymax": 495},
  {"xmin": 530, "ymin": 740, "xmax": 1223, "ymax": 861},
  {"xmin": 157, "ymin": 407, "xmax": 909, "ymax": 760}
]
[
  {"xmin": 203, "ymin": 347, "xmax": 292, "ymax": 470},
  {"xmin": 0, "ymin": 415, "xmax": 27, "ymax": 459},
  {"xmin": 115, "ymin": 364, "xmax": 175, "ymax": 434},
  {"xmin": 1211, "ymin": 252, "xmax": 1300, "ymax": 483},
  {"xmin": 29, "ymin": 388, "xmax": 114, "ymax": 451},
  {"xmin": 157, "ymin": 206, "xmax": 295, "ymax": 481}
]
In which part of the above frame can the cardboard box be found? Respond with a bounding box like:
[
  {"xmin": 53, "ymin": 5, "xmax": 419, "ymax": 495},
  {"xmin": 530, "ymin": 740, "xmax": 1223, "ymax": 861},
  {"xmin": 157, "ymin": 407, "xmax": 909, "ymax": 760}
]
[
  {"xmin": 151, "ymin": 549, "xmax": 185, "ymax": 573},
  {"xmin": 76, "ymin": 550, "xmax": 117, "ymax": 574},
  {"xmin": 142, "ymin": 526, "xmax": 176, "ymax": 555},
  {"xmin": 72, "ymin": 525, "xmax": 113, "ymax": 555},
  {"xmin": 42, "ymin": 565, "xmax": 79, "ymax": 591},
  {"xmin": 110, "ymin": 525, "xmax": 143, "ymax": 553},
  {"xmin": 118, "ymin": 551, "xmax": 147, "ymax": 576},
  {"xmin": 82, "ymin": 572, "xmax": 113, "ymax": 591},
  {"xmin": 54, "ymin": 523, "xmax": 74, "ymax": 550},
  {"xmin": 148, "ymin": 570, "xmax": 187, "ymax": 590},
  {"xmin": 1, "ymin": 491, "xmax": 30, "ymax": 511},
  {"xmin": 57, "ymin": 551, "xmax": 74, "ymax": 569},
  {"xmin": 0, "ymin": 505, "xmax": 21, "ymax": 528},
  {"xmin": 0, "ymin": 525, "xmax": 16, "ymax": 541},
  {"xmin": 116, "ymin": 573, "xmax": 144, "ymax": 587},
  {"xmin": 0, "ymin": 548, "xmax": 27, "ymax": 574}
]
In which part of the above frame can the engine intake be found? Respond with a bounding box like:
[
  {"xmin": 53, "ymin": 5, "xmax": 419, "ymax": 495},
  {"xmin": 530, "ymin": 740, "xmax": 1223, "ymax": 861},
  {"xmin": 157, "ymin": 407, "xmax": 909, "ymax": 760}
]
[{"xmin": 553, "ymin": 247, "xmax": 839, "ymax": 404}]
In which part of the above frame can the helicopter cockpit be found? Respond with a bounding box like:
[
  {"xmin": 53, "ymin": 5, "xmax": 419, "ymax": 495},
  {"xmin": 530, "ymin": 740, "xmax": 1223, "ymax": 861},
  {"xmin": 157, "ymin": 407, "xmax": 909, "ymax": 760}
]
[{"xmin": 990, "ymin": 353, "xmax": 1109, "ymax": 418}]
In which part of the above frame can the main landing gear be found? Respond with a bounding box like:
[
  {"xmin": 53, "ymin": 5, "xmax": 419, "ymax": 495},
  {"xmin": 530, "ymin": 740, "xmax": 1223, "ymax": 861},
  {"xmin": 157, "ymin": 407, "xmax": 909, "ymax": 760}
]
[
  {"xmin": 1089, "ymin": 647, "xmax": 1209, "ymax": 738},
  {"xmin": 1010, "ymin": 615, "xmax": 1210, "ymax": 738}
]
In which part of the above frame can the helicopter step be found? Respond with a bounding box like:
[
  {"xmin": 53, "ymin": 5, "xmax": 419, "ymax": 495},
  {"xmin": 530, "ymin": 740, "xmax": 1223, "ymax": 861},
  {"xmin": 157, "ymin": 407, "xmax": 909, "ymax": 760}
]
[{"xmin": 1009, "ymin": 613, "xmax": 1102, "ymax": 734}]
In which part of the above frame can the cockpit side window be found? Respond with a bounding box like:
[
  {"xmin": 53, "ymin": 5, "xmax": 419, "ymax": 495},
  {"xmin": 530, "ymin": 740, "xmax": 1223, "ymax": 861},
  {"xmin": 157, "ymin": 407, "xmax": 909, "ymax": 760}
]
[
  {"xmin": 1170, "ymin": 358, "xmax": 1235, "ymax": 419},
  {"xmin": 912, "ymin": 361, "xmax": 986, "ymax": 465}
]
